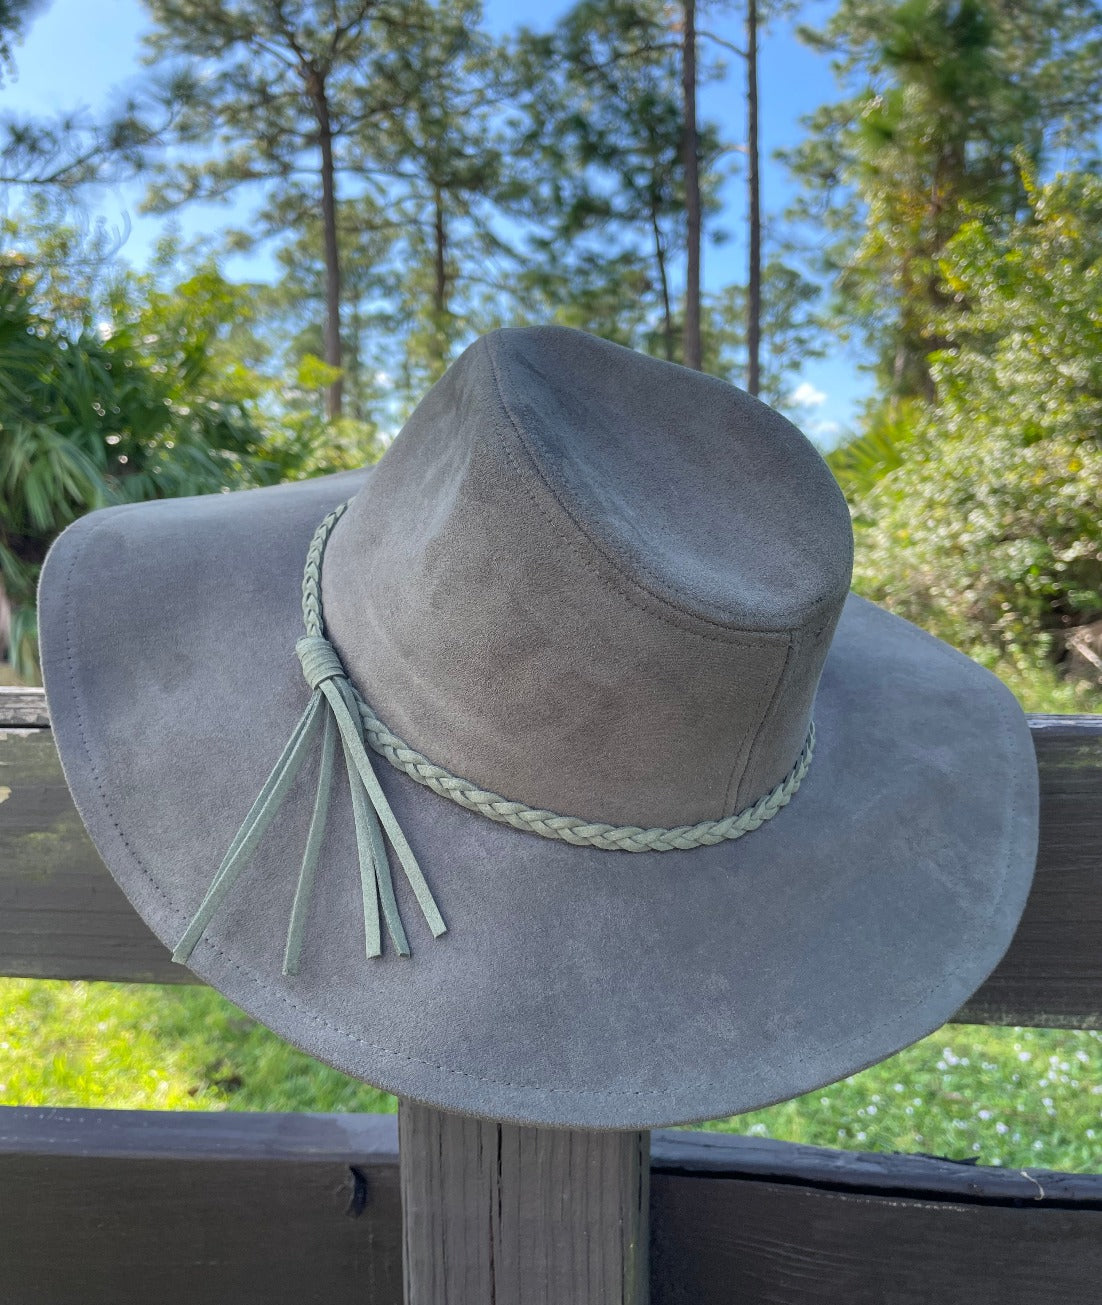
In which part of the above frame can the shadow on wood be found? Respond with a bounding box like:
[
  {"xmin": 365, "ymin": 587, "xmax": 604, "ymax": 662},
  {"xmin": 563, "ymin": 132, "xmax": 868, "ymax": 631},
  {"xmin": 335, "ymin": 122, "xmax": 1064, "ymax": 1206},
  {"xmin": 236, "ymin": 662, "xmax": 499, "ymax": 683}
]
[
  {"xmin": 2, "ymin": 1108, "xmax": 1101, "ymax": 1304},
  {"xmin": 2, "ymin": 690, "xmax": 1101, "ymax": 1303}
]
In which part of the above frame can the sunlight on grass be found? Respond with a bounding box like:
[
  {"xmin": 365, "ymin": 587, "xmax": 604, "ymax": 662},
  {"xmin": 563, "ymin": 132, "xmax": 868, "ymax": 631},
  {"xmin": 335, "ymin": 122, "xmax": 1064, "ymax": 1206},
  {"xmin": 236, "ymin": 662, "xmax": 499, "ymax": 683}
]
[
  {"xmin": 0, "ymin": 979, "xmax": 393, "ymax": 1114},
  {"xmin": 1, "ymin": 977, "xmax": 1098, "ymax": 1171},
  {"xmin": 700, "ymin": 1025, "xmax": 1102, "ymax": 1173}
]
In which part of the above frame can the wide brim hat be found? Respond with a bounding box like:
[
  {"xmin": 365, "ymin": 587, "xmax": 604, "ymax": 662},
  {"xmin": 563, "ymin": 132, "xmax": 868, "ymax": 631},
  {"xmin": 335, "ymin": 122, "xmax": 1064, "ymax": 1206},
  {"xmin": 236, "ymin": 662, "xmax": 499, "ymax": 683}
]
[{"xmin": 39, "ymin": 327, "xmax": 1038, "ymax": 1129}]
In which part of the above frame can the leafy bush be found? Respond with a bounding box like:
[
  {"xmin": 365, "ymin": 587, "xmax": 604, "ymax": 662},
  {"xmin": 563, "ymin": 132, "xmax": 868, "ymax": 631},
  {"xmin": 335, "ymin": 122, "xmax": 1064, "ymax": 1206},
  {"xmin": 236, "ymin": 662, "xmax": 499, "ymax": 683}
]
[
  {"xmin": 0, "ymin": 255, "xmax": 385, "ymax": 681},
  {"xmin": 835, "ymin": 171, "xmax": 1102, "ymax": 674},
  {"xmin": 850, "ymin": 425, "xmax": 1102, "ymax": 654},
  {"xmin": 0, "ymin": 264, "xmax": 282, "ymax": 678}
]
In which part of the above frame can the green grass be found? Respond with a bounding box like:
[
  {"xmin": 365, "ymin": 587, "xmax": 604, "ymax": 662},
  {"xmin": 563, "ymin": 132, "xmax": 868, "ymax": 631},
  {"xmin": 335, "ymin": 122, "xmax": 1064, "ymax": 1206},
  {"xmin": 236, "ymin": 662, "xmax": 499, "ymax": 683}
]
[{"xmin": 1, "ymin": 977, "xmax": 1099, "ymax": 1171}]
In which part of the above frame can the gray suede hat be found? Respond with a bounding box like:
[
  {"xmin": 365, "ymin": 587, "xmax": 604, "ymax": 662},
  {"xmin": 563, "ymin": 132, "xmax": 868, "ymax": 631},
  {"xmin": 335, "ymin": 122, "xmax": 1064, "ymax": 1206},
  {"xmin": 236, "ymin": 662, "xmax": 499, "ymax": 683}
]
[{"xmin": 38, "ymin": 326, "xmax": 1039, "ymax": 1129}]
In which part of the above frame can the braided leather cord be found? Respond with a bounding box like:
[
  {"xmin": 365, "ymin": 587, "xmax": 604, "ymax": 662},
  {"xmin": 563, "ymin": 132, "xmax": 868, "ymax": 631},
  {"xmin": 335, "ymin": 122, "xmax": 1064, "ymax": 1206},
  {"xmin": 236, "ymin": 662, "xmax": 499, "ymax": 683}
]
[{"xmin": 304, "ymin": 501, "xmax": 815, "ymax": 854}]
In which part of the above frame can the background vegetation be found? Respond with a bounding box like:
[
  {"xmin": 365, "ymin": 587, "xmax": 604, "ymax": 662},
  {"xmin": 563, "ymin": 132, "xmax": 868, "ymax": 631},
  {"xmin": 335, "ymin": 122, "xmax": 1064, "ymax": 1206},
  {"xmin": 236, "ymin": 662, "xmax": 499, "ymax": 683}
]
[
  {"xmin": 2, "ymin": 978, "xmax": 1099, "ymax": 1172},
  {"xmin": 1, "ymin": 0, "xmax": 1100, "ymax": 1163}
]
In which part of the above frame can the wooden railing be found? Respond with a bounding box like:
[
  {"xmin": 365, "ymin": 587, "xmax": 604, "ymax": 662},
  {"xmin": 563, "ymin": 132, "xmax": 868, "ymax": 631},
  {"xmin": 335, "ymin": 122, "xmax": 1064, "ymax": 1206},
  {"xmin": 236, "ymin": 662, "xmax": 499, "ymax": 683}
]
[{"xmin": 2, "ymin": 687, "xmax": 1101, "ymax": 1303}]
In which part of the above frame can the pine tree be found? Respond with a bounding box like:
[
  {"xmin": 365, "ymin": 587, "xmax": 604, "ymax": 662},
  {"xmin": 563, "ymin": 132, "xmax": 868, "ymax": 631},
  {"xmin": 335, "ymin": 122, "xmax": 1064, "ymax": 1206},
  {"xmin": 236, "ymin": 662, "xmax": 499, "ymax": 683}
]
[
  {"xmin": 142, "ymin": 0, "xmax": 417, "ymax": 420},
  {"xmin": 786, "ymin": 0, "xmax": 1102, "ymax": 400},
  {"xmin": 514, "ymin": 0, "xmax": 723, "ymax": 362}
]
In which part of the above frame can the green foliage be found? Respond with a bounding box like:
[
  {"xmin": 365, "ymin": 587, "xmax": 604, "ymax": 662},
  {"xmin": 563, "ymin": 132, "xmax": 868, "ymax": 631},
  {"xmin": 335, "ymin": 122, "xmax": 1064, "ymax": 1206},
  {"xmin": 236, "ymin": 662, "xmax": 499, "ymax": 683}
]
[
  {"xmin": 0, "ymin": 257, "xmax": 279, "ymax": 679},
  {"xmin": 0, "ymin": 0, "xmax": 44, "ymax": 84},
  {"xmin": 786, "ymin": 0, "xmax": 1102, "ymax": 398},
  {"xmin": 838, "ymin": 172, "xmax": 1102, "ymax": 667},
  {"xmin": 263, "ymin": 411, "xmax": 385, "ymax": 481},
  {"xmin": 705, "ymin": 258, "xmax": 826, "ymax": 407},
  {"xmin": 981, "ymin": 656, "xmax": 1102, "ymax": 715},
  {"xmin": 851, "ymin": 426, "xmax": 1102, "ymax": 656},
  {"xmin": 3, "ymin": 977, "xmax": 1100, "ymax": 1171},
  {"xmin": 512, "ymin": 0, "xmax": 725, "ymax": 360},
  {"xmin": 826, "ymin": 398, "xmax": 921, "ymax": 498},
  {"xmin": 704, "ymin": 1024, "xmax": 1102, "ymax": 1173}
]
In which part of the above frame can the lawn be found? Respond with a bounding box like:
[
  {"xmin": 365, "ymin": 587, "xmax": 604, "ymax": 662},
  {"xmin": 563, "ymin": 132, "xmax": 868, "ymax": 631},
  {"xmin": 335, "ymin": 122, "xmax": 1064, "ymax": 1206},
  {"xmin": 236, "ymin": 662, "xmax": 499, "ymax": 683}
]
[{"xmin": 1, "ymin": 976, "xmax": 1099, "ymax": 1171}]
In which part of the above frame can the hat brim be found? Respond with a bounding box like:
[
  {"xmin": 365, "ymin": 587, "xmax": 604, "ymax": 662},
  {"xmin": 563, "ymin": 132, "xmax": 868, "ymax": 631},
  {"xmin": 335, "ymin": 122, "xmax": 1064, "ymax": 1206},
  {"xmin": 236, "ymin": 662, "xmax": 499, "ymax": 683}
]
[{"xmin": 39, "ymin": 470, "xmax": 1039, "ymax": 1129}]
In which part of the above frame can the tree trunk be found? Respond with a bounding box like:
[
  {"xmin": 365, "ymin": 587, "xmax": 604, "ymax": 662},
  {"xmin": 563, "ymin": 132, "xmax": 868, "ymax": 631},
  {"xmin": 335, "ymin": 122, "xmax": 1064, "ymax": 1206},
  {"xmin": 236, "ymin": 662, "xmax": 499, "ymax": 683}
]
[
  {"xmin": 651, "ymin": 201, "xmax": 675, "ymax": 361},
  {"xmin": 315, "ymin": 83, "xmax": 344, "ymax": 422},
  {"xmin": 681, "ymin": 0, "xmax": 702, "ymax": 371},
  {"xmin": 433, "ymin": 184, "xmax": 448, "ymax": 377},
  {"xmin": 746, "ymin": 0, "xmax": 761, "ymax": 397}
]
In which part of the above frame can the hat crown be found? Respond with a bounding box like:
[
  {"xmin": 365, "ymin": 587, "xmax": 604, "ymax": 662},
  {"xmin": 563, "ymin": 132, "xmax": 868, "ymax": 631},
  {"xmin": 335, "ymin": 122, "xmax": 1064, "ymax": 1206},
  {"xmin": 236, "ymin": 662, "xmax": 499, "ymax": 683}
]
[{"xmin": 323, "ymin": 327, "xmax": 853, "ymax": 827}]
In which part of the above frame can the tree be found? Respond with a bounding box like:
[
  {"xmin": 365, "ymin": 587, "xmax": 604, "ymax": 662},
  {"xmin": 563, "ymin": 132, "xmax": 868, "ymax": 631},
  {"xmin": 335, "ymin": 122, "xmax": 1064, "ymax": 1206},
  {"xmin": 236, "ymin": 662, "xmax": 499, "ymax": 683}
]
[
  {"xmin": 704, "ymin": 257, "xmax": 825, "ymax": 408},
  {"xmin": 695, "ymin": 0, "xmax": 796, "ymax": 394},
  {"xmin": 786, "ymin": 0, "xmax": 1102, "ymax": 401},
  {"xmin": 838, "ymin": 171, "xmax": 1102, "ymax": 663},
  {"xmin": 251, "ymin": 193, "xmax": 400, "ymax": 423},
  {"xmin": 0, "ymin": 103, "xmax": 155, "ymax": 191},
  {"xmin": 689, "ymin": 0, "xmax": 793, "ymax": 391},
  {"xmin": 0, "ymin": 0, "xmax": 42, "ymax": 81},
  {"xmin": 514, "ymin": 0, "xmax": 722, "ymax": 362},
  {"xmin": 680, "ymin": 0, "xmax": 702, "ymax": 367},
  {"xmin": 744, "ymin": 0, "xmax": 760, "ymax": 393},
  {"xmin": 0, "ymin": 0, "xmax": 156, "ymax": 193},
  {"xmin": 142, "ymin": 0, "xmax": 417, "ymax": 421},
  {"xmin": 0, "ymin": 216, "xmax": 389, "ymax": 679},
  {"xmin": 372, "ymin": 0, "xmax": 511, "ymax": 386},
  {"xmin": 0, "ymin": 251, "xmax": 276, "ymax": 678}
]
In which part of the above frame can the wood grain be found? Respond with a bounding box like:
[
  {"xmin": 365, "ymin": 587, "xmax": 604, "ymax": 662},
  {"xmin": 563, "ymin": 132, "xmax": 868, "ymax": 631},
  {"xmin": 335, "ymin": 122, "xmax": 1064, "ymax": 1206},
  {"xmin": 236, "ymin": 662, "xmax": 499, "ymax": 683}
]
[
  {"xmin": 399, "ymin": 1101, "xmax": 650, "ymax": 1304},
  {"xmin": 650, "ymin": 1128, "xmax": 1102, "ymax": 1204},
  {"xmin": 0, "ymin": 1106, "xmax": 402, "ymax": 1305},
  {"xmin": 958, "ymin": 714, "xmax": 1102, "ymax": 1028},
  {"xmin": 0, "ymin": 688, "xmax": 48, "ymax": 727},
  {"xmin": 650, "ymin": 1172, "xmax": 1102, "ymax": 1304},
  {"xmin": 4, "ymin": 1108, "xmax": 1101, "ymax": 1304}
]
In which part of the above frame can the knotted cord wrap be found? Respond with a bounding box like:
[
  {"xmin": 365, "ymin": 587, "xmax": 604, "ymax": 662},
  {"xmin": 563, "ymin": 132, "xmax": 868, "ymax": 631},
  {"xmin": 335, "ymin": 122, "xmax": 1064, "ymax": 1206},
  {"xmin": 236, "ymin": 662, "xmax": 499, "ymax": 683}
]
[
  {"xmin": 359, "ymin": 713, "xmax": 816, "ymax": 853},
  {"xmin": 174, "ymin": 494, "xmax": 817, "ymax": 975},
  {"xmin": 172, "ymin": 500, "xmax": 446, "ymax": 974}
]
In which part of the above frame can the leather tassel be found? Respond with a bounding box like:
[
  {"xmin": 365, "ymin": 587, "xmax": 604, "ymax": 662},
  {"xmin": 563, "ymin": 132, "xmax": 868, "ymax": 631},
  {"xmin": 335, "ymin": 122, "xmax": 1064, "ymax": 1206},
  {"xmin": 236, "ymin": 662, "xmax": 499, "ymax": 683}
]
[{"xmin": 172, "ymin": 634, "xmax": 446, "ymax": 972}]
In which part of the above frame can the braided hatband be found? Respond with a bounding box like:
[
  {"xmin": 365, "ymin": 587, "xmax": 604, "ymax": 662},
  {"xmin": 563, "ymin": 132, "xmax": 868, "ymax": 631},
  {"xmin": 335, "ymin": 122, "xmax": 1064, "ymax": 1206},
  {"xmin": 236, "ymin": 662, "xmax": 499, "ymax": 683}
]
[{"xmin": 302, "ymin": 501, "xmax": 815, "ymax": 853}]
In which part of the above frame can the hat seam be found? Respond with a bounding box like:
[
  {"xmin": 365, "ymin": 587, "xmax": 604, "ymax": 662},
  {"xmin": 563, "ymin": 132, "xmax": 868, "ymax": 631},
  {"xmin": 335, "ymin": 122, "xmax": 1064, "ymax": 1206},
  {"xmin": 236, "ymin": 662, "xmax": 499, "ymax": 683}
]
[
  {"xmin": 483, "ymin": 331, "xmax": 846, "ymax": 639},
  {"xmin": 56, "ymin": 504, "xmax": 1025, "ymax": 1106},
  {"xmin": 723, "ymin": 631, "xmax": 795, "ymax": 818},
  {"xmin": 487, "ymin": 402, "xmax": 785, "ymax": 653},
  {"xmin": 206, "ymin": 656, "xmax": 1019, "ymax": 1100},
  {"xmin": 311, "ymin": 502, "xmax": 815, "ymax": 847}
]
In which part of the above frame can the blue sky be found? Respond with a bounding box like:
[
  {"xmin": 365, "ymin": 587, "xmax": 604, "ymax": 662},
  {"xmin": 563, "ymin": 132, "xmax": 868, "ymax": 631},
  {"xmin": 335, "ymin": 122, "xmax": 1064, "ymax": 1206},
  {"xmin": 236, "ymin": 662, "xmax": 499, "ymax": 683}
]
[{"xmin": 2, "ymin": 0, "xmax": 870, "ymax": 439}]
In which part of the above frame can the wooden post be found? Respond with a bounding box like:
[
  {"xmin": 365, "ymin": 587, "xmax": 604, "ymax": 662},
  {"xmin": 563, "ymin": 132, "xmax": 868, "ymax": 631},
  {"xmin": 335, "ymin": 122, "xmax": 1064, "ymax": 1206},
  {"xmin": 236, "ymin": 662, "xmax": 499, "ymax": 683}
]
[{"xmin": 399, "ymin": 1101, "xmax": 650, "ymax": 1304}]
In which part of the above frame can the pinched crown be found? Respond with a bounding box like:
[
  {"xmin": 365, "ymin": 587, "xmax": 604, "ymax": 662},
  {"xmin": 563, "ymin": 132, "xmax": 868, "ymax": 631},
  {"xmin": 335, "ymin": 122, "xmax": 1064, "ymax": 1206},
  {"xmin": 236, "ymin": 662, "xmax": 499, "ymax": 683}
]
[{"xmin": 322, "ymin": 327, "xmax": 853, "ymax": 829}]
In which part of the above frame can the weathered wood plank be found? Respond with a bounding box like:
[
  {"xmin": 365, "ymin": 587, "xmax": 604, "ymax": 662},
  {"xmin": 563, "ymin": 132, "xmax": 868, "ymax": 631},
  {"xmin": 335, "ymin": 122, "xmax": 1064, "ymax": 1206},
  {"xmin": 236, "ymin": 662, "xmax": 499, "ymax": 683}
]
[
  {"xmin": 0, "ymin": 1105, "xmax": 403, "ymax": 1305},
  {"xmin": 0, "ymin": 687, "xmax": 48, "ymax": 728},
  {"xmin": 957, "ymin": 715, "xmax": 1102, "ymax": 1028},
  {"xmin": 4, "ymin": 1109, "xmax": 1097, "ymax": 1206},
  {"xmin": 650, "ymin": 1129, "xmax": 1102, "ymax": 1204},
  {"xmin": 398, "ymin": 1101, "xmax": 650, "ymax": 1304},
  {"xmin": 3, "ymin": 1108, "xmax": 1101, "ymax": 1304},
  {"xmin": 650, "ymin": 1173, "xmax": 1102, "ymax": 1304},
  {"xmin": 2, "ymin": 693, "xmax": 1100, "ymax": 1028}
]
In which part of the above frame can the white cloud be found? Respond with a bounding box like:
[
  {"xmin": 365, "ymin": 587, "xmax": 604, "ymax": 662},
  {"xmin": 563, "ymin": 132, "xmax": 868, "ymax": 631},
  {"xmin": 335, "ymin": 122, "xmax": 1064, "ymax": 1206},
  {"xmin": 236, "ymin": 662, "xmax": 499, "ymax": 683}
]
[
  {"xmin": 789, "ymin": 380, "xmax": 827, "ymax": 409},
  {"xmin": 807, "ymin": 419, "xmax": 841, "ymax": 440}
]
